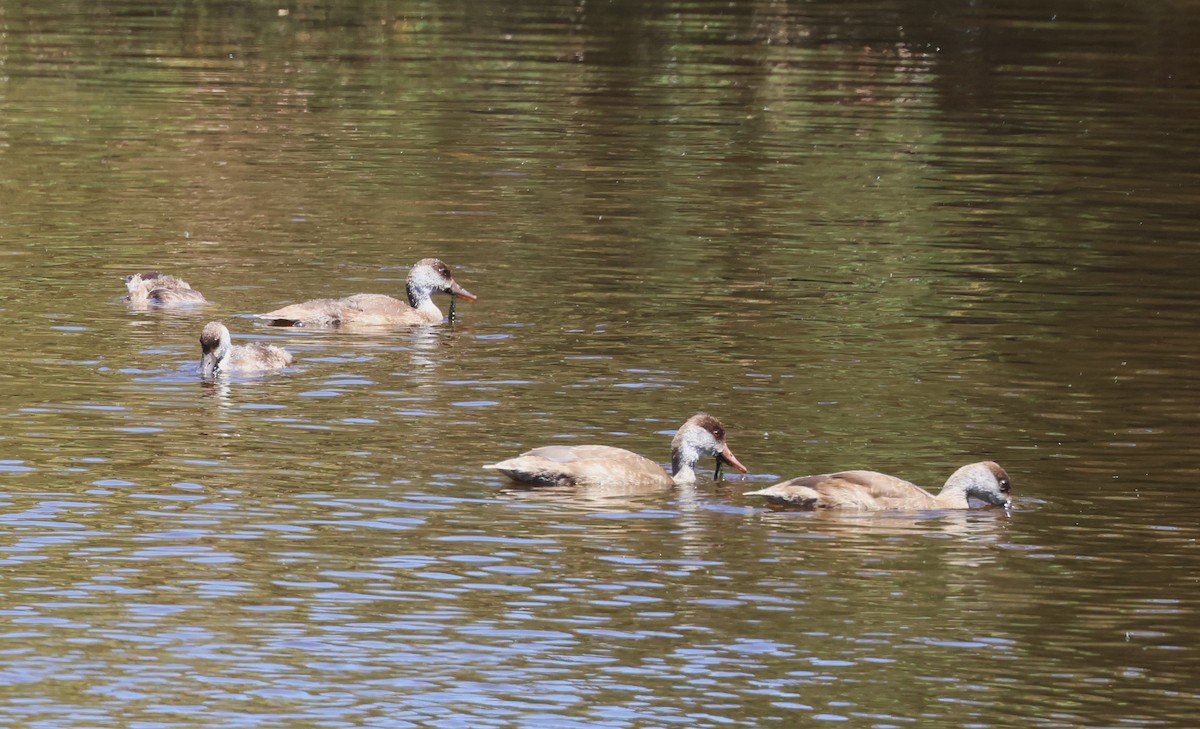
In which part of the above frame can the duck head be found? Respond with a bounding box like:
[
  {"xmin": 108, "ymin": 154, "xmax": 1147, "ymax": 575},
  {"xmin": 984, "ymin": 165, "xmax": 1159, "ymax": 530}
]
[
  {"xmin": 945, "ymin": 461, "xmax": 1012, "ymax": 508},
  {"xmin": 199, "ymin": 321, "xmax": 232, "ymax": 378},
  {"xmin": 670, "ymin": 413, "xmax": 747, "ymax": 485},
  {"xmin": 406, "ymin": 258, "xmax": 476, "ymax": 310}
]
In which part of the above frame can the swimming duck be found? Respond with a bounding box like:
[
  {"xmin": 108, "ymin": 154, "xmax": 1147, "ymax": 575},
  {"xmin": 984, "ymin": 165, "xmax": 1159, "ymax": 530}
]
[
  {"xmin": 200, "ymin": 321, "xmax": 293, "ymax": 377},
  {"xmin": 257, "ymin": 258, "xmax": 476, "ymax": 327},
  {"xmin": 123, "ymin": 271, "xmax": 207, "ymax": 306},
  {"xmin": 484, "ymin": 413, "xmax": 747, "ymax": 489},
  {"xmin": 744, "ymin": 461, "xmax": 1012, "ymax": 511}
]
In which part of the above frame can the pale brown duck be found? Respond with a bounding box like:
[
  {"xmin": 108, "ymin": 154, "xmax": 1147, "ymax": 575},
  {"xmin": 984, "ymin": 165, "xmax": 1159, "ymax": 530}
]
[
  {"xmin": 257, "ymin": 258, "xmax": 475, "ymax": 328},
  {"xmin": 200, "ymin": 321, "xmax": 293, "ymax": 377},
  {"xmin": 123, "ymin": 271, "xmax": 207, "ymax": 306},
  {"xmin": 484, "ymin": 413, "xmax": 747, "ymax": 489},
  {"xmin": 744, "ymin": 461, "xmax": 1012, "ymax": 511}
]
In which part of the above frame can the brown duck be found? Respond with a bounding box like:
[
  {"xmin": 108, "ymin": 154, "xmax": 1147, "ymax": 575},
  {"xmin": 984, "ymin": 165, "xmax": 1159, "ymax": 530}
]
[
  {"xmin": 200, "ymin": 321, "xmax": 293, "ymax": 377},
  {"xmin": 485, "ymin": 413, "xmax": 747, "ymax": 489},
  {"xmin": 257, "ymin": 258, "xmax": 475, "ymax": 327},
  {"xmin": 744, "ymin": 461, "xmax": 1012, "ymax": 511},
  {"xmin": 124, "ymin": 271, "xmax": 207, "ymax": 306}
]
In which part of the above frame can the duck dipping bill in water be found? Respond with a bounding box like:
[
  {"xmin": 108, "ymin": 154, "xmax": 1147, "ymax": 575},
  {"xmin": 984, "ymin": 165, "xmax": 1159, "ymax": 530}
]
[
  {"xmin": 744, "ymin": 461, "xmax": 1012, "ymax": 511},
  {"xmin": 199, "ymin": 321, "xmax": 293, "ymax": 377},
  {"xmin": 123, "ymin": 271, "xmax": 207, "ymax": 306},
  {"xmin": 257, "ymin": 258, "xmax": 476, "ymax": 328},
  {"xmin": 484, "ymin": 413, "xmax": 747, "ymax": 489}
]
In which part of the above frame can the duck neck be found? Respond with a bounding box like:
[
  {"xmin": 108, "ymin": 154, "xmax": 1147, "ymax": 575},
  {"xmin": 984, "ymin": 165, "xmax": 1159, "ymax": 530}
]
[
  {"xmin": 934, "ymin": 478, "xmax": 971, "ymax": 509},
  {"xmin": 670, "ymin": 445, "xmax": 700, "ymax": 485},
  {"xmin": 406, "ymin": 281, "xmax": 442, "ymax": 319}
]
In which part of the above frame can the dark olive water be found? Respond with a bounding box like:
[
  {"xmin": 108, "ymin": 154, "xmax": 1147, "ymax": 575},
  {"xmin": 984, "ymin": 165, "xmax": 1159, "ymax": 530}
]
[{"xmin": 1, "ymin": 0, "xmax": 1198, "ymax": 726}]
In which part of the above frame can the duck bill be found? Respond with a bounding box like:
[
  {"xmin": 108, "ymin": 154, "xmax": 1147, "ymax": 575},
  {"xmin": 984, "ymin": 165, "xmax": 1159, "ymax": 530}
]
[
  {"xmin": 449, "ymin": 281, "xmax": 477, "ymax": 302},
  {"xmin": 719, "ymin": 445, "xmax": 748, "ymax": 473},
  {"xmin": 200, "ymin": 353, "xmax": 218, "ymax": 378}
]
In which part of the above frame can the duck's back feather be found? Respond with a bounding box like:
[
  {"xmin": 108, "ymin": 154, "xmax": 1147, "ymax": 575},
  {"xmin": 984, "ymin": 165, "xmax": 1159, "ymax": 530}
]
[
  {"xmin": 486, "ymin": 445, "xmax": 673, "ymax": 489},
  {"xmin": 260, "ymin": 293, "xmax": 432, "ymax": 327},
  {"xmin": 747, "ymin": 470, "xmax": 940, "ymax": 510},
  {"xmin": 226, "ymin": 343, "xmax": 293, "ymax": 372}
]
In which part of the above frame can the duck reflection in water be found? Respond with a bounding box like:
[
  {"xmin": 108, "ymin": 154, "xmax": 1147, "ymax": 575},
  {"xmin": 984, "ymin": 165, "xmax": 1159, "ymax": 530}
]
[
  {"xmin": 485, "ymin": 413, "xmax": 747, "ymax": 490},
  {"xmin": 750, "ymin": 507, "xmax": 1013, "ymax": 569},
  {"xmin": 495, "ymin": 480, "xmax": 677, "ymax": 510}
]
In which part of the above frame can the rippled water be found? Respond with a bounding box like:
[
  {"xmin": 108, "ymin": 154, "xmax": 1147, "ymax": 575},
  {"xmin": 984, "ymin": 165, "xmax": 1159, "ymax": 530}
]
[{"xmin": 1, "ymin": 0, "xmax": 1199, "ymax": 726}]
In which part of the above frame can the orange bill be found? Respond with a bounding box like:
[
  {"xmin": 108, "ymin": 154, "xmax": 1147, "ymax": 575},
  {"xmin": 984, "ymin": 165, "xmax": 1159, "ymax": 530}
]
[
  {"xmin": 450, "ymin": 281, "xmax": 477, "ymax": 302},
  {"xmin": 721, "ymin": 444, "xmax": 748, "ymax": 473}
]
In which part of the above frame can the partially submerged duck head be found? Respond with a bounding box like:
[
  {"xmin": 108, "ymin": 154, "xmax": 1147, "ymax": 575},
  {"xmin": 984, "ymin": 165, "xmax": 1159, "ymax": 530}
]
[
  {"xmin": 943, "ymin": 461, "xmax": 1012, "ymax": 509},
  {"xmin": 199, "ymin": 322, "xmax": 233, "ymax": 377},
  {"xmin": 200, "ymin": 321, "xmax": 292, "ymax": 377}
]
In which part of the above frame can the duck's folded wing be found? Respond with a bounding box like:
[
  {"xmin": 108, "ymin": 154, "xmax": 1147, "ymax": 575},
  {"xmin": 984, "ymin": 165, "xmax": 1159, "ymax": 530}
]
[
  {"xmin": 483, "ymin": 454, "xmax": 574, "ymax": 486},
  {"xmin": 745, "ymin": 474, "xmax": 831, "ymax": 507},
  {"xmin": 522, "ymin": 445, "xmax": 634, "ymax": 463},
  {"xmin": 258, "ymin": 298, "xmax": 343, "ymax": 325},
  {"xmin": 486, "ymin": 445, "xmax": 668, "ymax": 489},
  {"xmin": 746, "ymin": 471, "xmax": 932, "ymax": 509},
  {"xmin": 823, "ymin": 470, "xmax": 936, "ymax": 509},
  {"xmin": 342, "ymin": 294, "xmax": 412, "ymax": 314}
]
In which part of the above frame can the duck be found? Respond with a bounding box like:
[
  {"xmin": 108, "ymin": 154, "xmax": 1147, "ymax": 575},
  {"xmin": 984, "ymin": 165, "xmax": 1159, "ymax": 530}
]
[
  {"xmin": 743, "ymin": 461, "xmax": 1012, "ymax": 511},
  {"xmin": 123, "ymin": 271, "xmax": 207, "ymax": 306},
  {"xmin": 484, "ymin": 413, "xmax": 747, "ymax": 489},
  {"xmin": 200, "ymin": 321, "xmax": 293, "ymax": 377},
  {"xmin": 257, "ymin": 258, "xmax": 476, "ymax": 327}
]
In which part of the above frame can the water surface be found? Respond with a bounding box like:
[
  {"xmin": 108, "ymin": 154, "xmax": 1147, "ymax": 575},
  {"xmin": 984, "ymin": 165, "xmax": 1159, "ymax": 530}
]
[{"xmin": 1, "ymin": 0, "xmax": 1199, "ymax": 726}]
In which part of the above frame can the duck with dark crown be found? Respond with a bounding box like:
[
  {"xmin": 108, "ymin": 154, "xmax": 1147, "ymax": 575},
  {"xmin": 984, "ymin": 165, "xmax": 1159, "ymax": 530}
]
[
  {"xmin": 744, "ymin": 461, "xmax": 1012, "ymax": 511},
  {"xmin": 485, "ymin": 413, "xmax": 747, "ymax": 490},
  {"xmin": 257, "ymin": 258, "xmax": 475, "ymax": 327},
  {"xmin": 200, "ymin": 321, "xmax": 292, "ymax": 378}
]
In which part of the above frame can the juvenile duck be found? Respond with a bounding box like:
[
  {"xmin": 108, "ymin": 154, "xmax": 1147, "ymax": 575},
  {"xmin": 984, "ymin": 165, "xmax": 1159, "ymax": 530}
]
[
  {"xmin": 744, "ymin": 461, "xmax": 1012, "ymax": 511},
  {"xmin": 484, "ymin": 413, "xmax": 747, "ymax": 489},
  {"xmin": 200, "ymin": 321, "xmax": 293, "ymax": 377},
  {"xmin": 123, "ymin": 271, "xmax": 207, "ymax": 306},
  {"xmin": 257, "ymin": 258, "xmax": 476, "ymax": 327}
]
